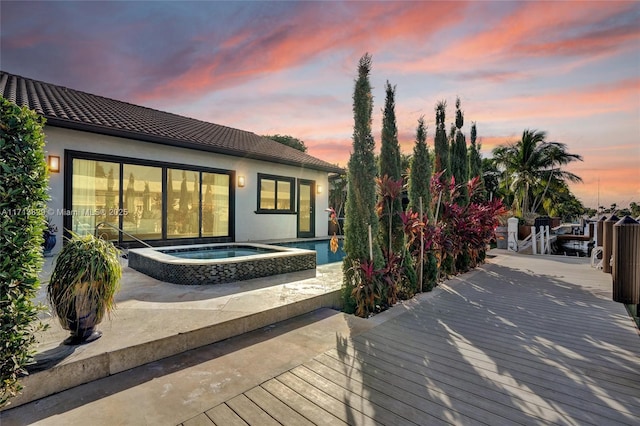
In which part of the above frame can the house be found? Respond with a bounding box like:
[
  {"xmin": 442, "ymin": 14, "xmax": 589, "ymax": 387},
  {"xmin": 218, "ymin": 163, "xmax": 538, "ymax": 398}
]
[{"xmin": 0, "ymin": 71, "xmax": 344, "ymax": 254}]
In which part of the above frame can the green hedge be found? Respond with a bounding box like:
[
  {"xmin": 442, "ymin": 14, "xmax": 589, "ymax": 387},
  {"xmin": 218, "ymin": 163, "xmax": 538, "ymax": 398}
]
[{"xmin": 0, "ymin": 97, "xmax": 49, "ymax": 407}]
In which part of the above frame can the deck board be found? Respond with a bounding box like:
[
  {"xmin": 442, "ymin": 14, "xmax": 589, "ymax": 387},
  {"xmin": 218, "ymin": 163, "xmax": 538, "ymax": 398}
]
[
  {"xmin": 245, "ymin": 386, "xmax": 314, "ymax": 426},
  {"xmin": 191, "ymin": 256, "xmax": 640, "ymax": 425},
  {"xmin": 225, "ymin": 394, "xmax": 280, "ymax": 426},
  {"xmin": 290, "ymin": 365, "xmax": 416, "ymax": 426},
  {"xmin": 276, "ymin": 371, "xmax": 380, "ymax": 426},
  {"xmin": 261, "ymin": 378, "xmax": 349, "ymax": 426},
  {"xmin": 205, "ymin": 404, "xmax": 248, "ymax": 426},
  {"xmin": 181, "ymin": 413, "xmax": 215, "ymax": 426}
]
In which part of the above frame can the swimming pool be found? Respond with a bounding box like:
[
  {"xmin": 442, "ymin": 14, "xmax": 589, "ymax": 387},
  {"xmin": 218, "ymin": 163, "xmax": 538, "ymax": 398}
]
[
  {"xmin": 273, "ymin": 239, "xmax": 345, "ymax": 265},
  {"xmin": 128, "ymin": 243, "xmax": 316, "ymax": 285},
  {"xmin": 164, "ymin": 245, "xmax": 278, "ymax": 260}
]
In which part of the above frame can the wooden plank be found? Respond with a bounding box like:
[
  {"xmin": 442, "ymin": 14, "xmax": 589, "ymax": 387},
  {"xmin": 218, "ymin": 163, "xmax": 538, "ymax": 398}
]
[
  {"xmin": 205, "ymin": 404, "xmax": 247, "ymax": 426},
  {"xmin": 345, "ymin": 320, "xmax": 640, "ymax": 424},
  {"xmin": 381, "ymin": 306, "xmax": 640, "ymax": 372},
  {"xmin": 305, "ymin": 357, "xmax": 496, "ymax": 426},
  {"xmin": 363, "ymin": 317, "xmax": 640, "ymax": 402},
  {"xmin": 182, "ymin": 413, "xmax": 216, "ymax": 426},
  {"xmin": 407, "ymin": 295, "xmax": 640, "ymax": 358},
  {"xmin": 375, "ymin": 317, "xmax": 640, "ymax": 392},
  {"xmin": 314, "ymin": 352, "xmax": 552, "ymax": 426},
  {"xmin": 205, "ymin": 404, "xmax": 248, "ymax": 426},
  {"xmin": 290, "ymin": 365, "xmax": 419, "ymax": 426},
  {"xmin": 276, "ymin": 371, "xmax": 380, "ymax": 426},
  {"xmin": 225, "ymin": 394, "xmax": 280, "ymax": 426},
  {"xmin": 261, "ymin": 378, "xmax": 348, "ymax": 426},
  {"xmin": 245, "ymin": 386, "xmax": 314, "ymax": 426},
  {"xmin": 411, "ymin": 293, "xmax": 640, "ymax": 386},
  {"xmin": 404, "ymin": 287, "xmax": 636, "ymax": 350},
  {"xmin": 323, "ymin": 347, "xmax": 584, "ymax": 425}
]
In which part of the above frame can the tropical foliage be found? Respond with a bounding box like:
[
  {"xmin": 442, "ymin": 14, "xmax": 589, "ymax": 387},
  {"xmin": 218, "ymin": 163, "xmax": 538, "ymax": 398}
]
[
  {"xmin": 337, "ymin": 55, "xmax": 568, "ymax": 318},
  {"xmin": 492, "ymin": 129, "xmax": 583, "ymax": 218},
  {"xmin": 0, "ymin": 97, "xmax": 49, "ymax": 407}
]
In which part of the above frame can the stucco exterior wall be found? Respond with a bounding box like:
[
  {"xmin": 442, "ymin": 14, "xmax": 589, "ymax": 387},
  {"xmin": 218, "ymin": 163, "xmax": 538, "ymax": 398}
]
[{"xmin": 43, "ymin": 126, "xmax": 330, "ymax": 253}]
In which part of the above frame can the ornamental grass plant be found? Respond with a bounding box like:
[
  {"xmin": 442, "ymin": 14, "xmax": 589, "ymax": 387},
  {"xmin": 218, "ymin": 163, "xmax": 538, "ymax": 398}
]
[{"xmin": 48, "ymin": 232, "xmax": 122, "ymax": 344}]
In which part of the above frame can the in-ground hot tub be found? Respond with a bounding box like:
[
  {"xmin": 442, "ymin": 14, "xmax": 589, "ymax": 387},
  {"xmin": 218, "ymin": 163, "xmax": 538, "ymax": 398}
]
[{"xmin": 128, "ymin": 243, "xmax": 316, "ymax": 285}]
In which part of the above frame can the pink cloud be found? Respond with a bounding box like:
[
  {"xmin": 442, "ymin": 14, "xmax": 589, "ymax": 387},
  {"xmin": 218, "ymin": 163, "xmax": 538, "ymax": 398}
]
[
  {"xmin": 134, "ymin": 2, "xmax": 467, "ymax": 103},
  {"xmin": 389, "ymin": 1, "xmax": 638, "ymax": 78},
  {"xmin": 472, "ymin": 77, "xmax": 640, "ymax": 124}
]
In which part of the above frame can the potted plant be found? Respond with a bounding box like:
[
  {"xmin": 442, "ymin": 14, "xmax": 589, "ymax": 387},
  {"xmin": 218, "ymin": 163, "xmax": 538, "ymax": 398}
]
[
  {"xmin": 43, "ymin": 217, "xmax": 58, "ymax": 256},
  {"xmin": 47, "ymin": 232, "xmax": 122, "ymax": 345}
]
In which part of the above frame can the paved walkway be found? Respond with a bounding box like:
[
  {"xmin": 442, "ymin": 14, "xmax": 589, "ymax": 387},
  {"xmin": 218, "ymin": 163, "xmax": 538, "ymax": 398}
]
[{"xmin": 2, "ymin": 252, "xmax": 639, "ymax": 425}]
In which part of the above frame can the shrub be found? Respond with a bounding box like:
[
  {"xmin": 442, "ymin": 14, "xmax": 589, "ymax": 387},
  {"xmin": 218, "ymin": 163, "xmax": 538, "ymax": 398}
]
[{"xmin": 0, "ymin": 97, "xmax": 49, "ymax": 407}]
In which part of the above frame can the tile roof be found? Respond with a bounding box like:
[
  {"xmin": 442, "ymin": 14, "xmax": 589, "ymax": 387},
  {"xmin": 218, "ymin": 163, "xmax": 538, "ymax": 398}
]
[{"xmin": 0, "ymin": 71, "xmax": 344, "ymax": 174}]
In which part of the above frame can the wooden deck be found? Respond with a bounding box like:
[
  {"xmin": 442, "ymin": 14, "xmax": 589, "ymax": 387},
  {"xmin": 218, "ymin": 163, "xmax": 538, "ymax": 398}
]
[{"xmin": 182, "ymin": 254, "xmax": 640, "ymax": 426}]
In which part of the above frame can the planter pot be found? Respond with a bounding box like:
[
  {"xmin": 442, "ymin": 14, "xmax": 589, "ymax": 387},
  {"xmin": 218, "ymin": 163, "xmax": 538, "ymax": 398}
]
[
  {"xmin": 63, "ymin": 283, "xmax": 104, "ymax": 345},
  {"xmin": 518, "ymin": 225, "xmax": 532, "ymax": 240},
  {"xmin": 43, "ymin": 233, "xmax": 56, "ymax": 256},
  {"xmin": 64, "ymin": 325, "xmax": 102, "ymax": 345}
]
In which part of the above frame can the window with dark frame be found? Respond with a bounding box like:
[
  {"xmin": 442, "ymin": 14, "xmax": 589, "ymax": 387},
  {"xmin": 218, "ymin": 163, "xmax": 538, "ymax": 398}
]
[
  {"xmin": 66, "ymin": 151, "xmax": 233, "ymax": 244},
  {"xmin": 257, "ymin": 173, "xmax": 295, "ymax": 213}
]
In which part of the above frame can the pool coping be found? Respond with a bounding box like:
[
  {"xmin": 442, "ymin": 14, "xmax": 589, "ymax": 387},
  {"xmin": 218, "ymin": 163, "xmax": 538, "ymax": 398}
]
[
  {"xmin": 130, "ymin": 242, "xmax": 315, "ymax": 265},
  {"xmin": 128, "ymin": 242, "xmax": 317, "ymax": 285}
]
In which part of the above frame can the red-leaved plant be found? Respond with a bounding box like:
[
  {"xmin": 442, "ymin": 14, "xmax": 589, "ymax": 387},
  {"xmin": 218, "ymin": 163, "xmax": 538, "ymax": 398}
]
[
  {"xmin": 432, "ymin": 174, "xmax": 506, "ymax": 276},
  {"xmin": 349, "ymin": 259, "xmax": 383, "ymax": 317}
]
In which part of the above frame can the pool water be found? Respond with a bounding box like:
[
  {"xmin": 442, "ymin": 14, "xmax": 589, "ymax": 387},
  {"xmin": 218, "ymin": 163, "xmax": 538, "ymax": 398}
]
[
  {"xmin": 163, "ymin": 246, "xmax": 277, "ymax": 260},
  {"xmin": 274, "ymin": 239, "xmax": 345, "ymax": 265}
]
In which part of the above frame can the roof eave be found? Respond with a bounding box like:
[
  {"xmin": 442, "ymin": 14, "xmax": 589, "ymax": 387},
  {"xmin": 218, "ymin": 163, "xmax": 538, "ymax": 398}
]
[{"xmin": 45, "ymin": 117, "xmax": 345, "ymax": 174}]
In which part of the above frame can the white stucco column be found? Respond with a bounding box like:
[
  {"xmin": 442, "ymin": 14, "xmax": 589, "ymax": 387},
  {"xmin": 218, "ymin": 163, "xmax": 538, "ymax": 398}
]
[{"xmin": 507, "ymin": 217, "xmax": 519, "ymax": 252}]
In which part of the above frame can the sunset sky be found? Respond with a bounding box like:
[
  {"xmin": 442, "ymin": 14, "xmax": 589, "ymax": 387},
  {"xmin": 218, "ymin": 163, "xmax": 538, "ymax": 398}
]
[{"xmin": 1, "ymin": 1, "xmax": 638, "ymax": 209}]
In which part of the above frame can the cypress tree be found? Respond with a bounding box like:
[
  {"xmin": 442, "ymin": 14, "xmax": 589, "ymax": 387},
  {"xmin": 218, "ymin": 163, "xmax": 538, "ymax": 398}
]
[
  {"xmin": 450, "ymin": 97, "xmax": 469, "ymax": 205},
  {"xmin": 433, "ymin": 100, "xmax": 450, "ymax": 200},
  {"xmin": 378, "ymin": 81, "xmax": 403, "ymax": 254},
  {"xmin": 407, "ymin": 116, "xmax": 432, "ymax": 220},
  {"xmin": 468, "ymin": 122, "xmax": 485, "ymax": 200},
  {"xmin": 342, "ymin": 54, "xmax": 383, "ymax": 311}
]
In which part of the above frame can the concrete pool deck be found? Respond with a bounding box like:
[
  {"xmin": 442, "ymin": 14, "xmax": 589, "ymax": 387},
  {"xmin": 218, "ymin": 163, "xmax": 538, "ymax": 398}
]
[{"xmin": 5, "ymin": 256, "xmax": 343, "ymax": 409}]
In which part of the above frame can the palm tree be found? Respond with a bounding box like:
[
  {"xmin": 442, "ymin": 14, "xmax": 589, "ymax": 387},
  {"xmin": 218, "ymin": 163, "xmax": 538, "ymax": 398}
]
[{"xmin": 492, "ymin": 129, "xmax": 582, "ymax": 217}]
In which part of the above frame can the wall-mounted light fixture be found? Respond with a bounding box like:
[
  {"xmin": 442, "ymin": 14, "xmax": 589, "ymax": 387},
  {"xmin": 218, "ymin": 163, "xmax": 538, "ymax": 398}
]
[
  {"xmin": 238, "ymin": 175, "xmax": 246, "ymax": 188},
  {"xmin": 317, "ymin": 185, "xmax": 323, "ymax": 194},
  {"xmin": 47, "ymin": 155, "xmax": 60, "ymax": 173}
]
